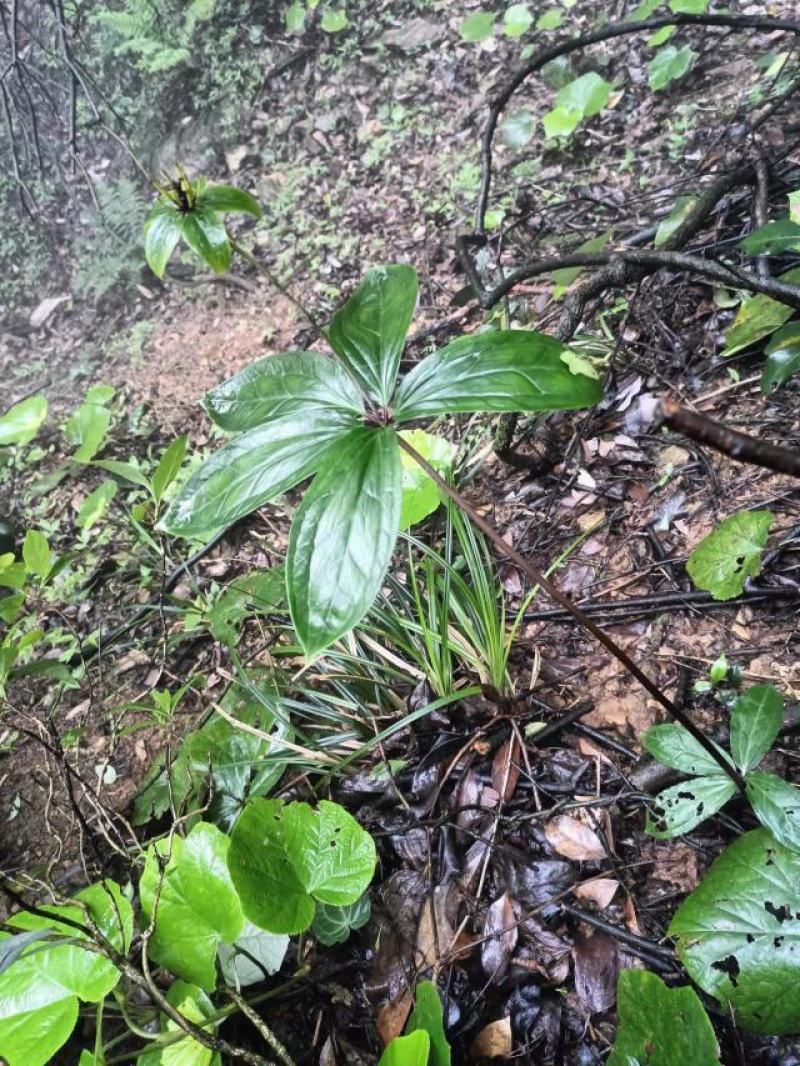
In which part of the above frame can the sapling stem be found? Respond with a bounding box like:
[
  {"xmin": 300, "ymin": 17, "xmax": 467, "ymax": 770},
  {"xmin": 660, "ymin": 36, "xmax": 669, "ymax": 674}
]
[
  {"xmin": 397, "ymin": 435, "xmax": 747, "ymax": 792},
  {"xmin": 228, "ymin": 237, "xmax": 327, "ymax": 341}
]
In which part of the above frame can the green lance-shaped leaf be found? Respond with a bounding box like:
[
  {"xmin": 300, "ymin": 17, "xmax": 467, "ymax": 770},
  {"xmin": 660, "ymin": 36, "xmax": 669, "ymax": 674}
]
[
  {"xmin": 393, "ymin": 330, "xmax": 602, "ymax": 421},
  {"xmin": 0, "ymin": 881, "xmax": 132, "ymax": 1066},
  {"xmin": 379, "ymin": 1031, "xmax": 431, "ymax": 1066},
  {"xmin": 151, "ymin": 434, "xmax": 187, "ymax": 504},
  {"xmin": 762, "ymin": 323, "xmax": 800, "ymax": 395},
  {"xmin": 646, "ymin": 776, "xmax": 737, "ymax": 839},
  {"xmin": 196, "ymin": 183, "xmax": 262, "ymax": 219},
  {"xmin": 739, "ymin": 220, "xmax": 800, "ymax": 256},
  {"xmin": 643, "ymin": 723, "xmax": 732, "ymax": 777},
  {"xmin": 721, "ymin": 265, "xmax": 800, "ymax": 358},
  {"xmin": 608, "ymin": 970, "xmax": 720, "ymax": 1066},
  {"xmin": 686, "ymin": 511, "xmax": 774, "ymax": 601},
  {"xmin": 160, "ymin": 410, "xmax": 354, "ymax": 538},
  {"xmin": 228, "ymin": 798, "xmax": 377, "ymax": 934},
  {"xmin": 144, "ymin": 204, "xmax": 183, "ymax": 278},
  {"xmin": 287, "ymin": 426, "xmax": 401, "ymax": 658},
  {"xmin": 730, "ymin": 683, "xmax": 783, "ymax": 773},
  {"xmin": 180, "ymin": 208, "xmax": 231, "ymax": 274},
  {"xmin": 327, "ymin": 265, "xmax": 418, "ymax": 406},
  {"xmin": 0, "ymin": 395, "xmax": 47, "ymax": 447},
  {"xmin": 139, "ymin": 821, "xmax": 244, "ymax": 991},
  {"xmin": 745, "ymin": 772, "xmax": 800, "ymax": 853},
  {"xmin": 669, "ymin": 828, "xmax": 800, "ymax": 1034},
  {"xmin": 203, "ymin": 352, "xmax": 364, "ymax": 432},
  {"xmin": 407, "ymin": 980, "xmax": 451, "ymax": 1066}
]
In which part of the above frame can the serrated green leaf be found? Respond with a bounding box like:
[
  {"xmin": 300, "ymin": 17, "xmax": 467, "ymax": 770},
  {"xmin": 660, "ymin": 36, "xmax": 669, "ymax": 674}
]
[
  {"xmin": 730, "ymin": 684, "xmax": 783, "ymax": 773},
  {"xmin": 393, "ymin": 330, "xmax": 603, "ymax": 421},
  {"xmin": 407, "ymin": 980, "xmax": 451, "ymax": 1066},
  {"xmin": 722, "ymin": 266, "xmax": 800, "ymax": 357},
  {"xmin": 228, "ymin": 798, "xmax": 376, "ymax": 934},
  {"xmin": 762, "ymin": 322, "xmax": 800, "ymax": 394},
  {"xmin": 608, "ymin": 970, "xmax": 720, "ymax": 1066},
  {"xmin": 152, "ymin": 435, "xmax": 187, "ymax": 504},
  {"xmin": 504, "ymin": 3, "xmax": 532, "ymax": 36},
  {"xmin": 327, "ymin": 265, "xmax": 418, "ymax": 406},
  {"xmin": 202, "ymin": 352, "xmax": 364, "ymax": 431},
  {"xmin": 646, "ymin": 776, "xmax": 737, "ymax": 838},
  {"xmin": 196, "ymin": 184, "xmax": 262, "ymax": 219},
  {"xmin": 686, "ymin": 511, "xmax": 774, "ymax": 601},
  {"xmin": 649, "ymin": 44, "xmax": 694, "ymax": 91},
  {"xmin": 140, "ymin": 822, "xmax": 244, "ymax": 990},
  {"xmin": 144, "ymin": 204, "xmax": 182, "ymax": 278},
  {"xmin": 643, "ymin": 723, "xmax": 731, "ymax": 777},
  {"xmin": 379, "ymin": 1031, "xmax": 431, "ymax": 1066},
  {"xmin": 669, "ymin": 828, "xmax": 800, "ymax": 1034},
  {"xmin": 739, "ymin": 220, "xmax": 800, "ymax": 256},
  {"xmin": 160, "ymin": 410, "xmax": 351, "ymax": 538},
  {"xmin": 287, "ymin": 427, "xmax": 401, "ymax": 657},
  {"xmin": 399, "ymin": 429, "xmax": 455, "ymax": 530},
  {"xmin": 311, "ymin": 895, "xmax": 371, "ymax": 946},
  {"xmin": 459, "ymin": 12, "xmax": 495, "ymax": 42},
  {"xmin": 180, "ymin": 209, "xmax": 231, "ymax": 274},
  {"xmin": 746, "ymin": 772, "xmax": 800, "ymax": 853},
  {"xmin": 0, "ymin": 396, "xmax": 47, "ymax": 447}
]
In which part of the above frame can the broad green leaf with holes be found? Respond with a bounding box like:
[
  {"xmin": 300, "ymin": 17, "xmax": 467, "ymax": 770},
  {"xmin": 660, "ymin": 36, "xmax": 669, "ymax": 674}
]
[
  {"xmin": 0, "ymin": 396, "xmax": 47, "ymax": 447},
  {"xmin": 730, "ymin": 684, "xmax": 783, "ymax": 773},
  {"xmin": 228, "ymin": 798, "xmax": 377, "ymax": 934},
  {"xmin": 649, "ymin": 44, "xmax": 694, "ymax": 91},
  {"xmin": 393, "ymin": 331, "xmax": 603, "ymax": 420},
  {"xmin": 140, "ymin": 822, "xmax": 244, "ymax": 990},
  {"xmin": 160, "ymin": 410, "xmax": 353, "ymax": 538},
  {"xmin": 746, "ymin": 772, "xmax": 800, "ymax": 854},
  {"xmin": 740, "ymin": 220, "xmax": 800, "ymax": 256},
  {"xmin": 379, "ymin": 1031, "xmax": 431, "ymax": 1066},
  {"xmin": 762, "ymin": 323, "xmax": 800, "ymax": 394},
  {"xmin": 669, "ymin": 828, "xmax": 800, "ymax": 1033},
  {"xmin": 287, "ymin": 427, "xmax": 401, "ymax": 657},
  {"xmin": 459, "ymin": 12, "xmax": 495, "ymax": 42},
  {"xmin": 646, "ymin": 776, "xmax": 736, "ymax": 838},
  {"xmin": 327, "ymin": 265, "xmax": 418, "ymax": 406},
  {"xmin": 399, "ymin": 429, "xmax": 455, "ymax": 530},
  {"xmin": 721, "ymin": 266, "xmax": 800, "ymax": 357},
  {"xmin": 686, "ymin": 511, "xmax": 774, "ymax": 601},
  {"xmin": 407, "ymin": 980, "xmax": 451, "ymax": 1066},
  {"xmin": 608, "ymin": 970, "xmax": 720, "ymax": 1065},
  {"xmin": 312, "ymin": 895, "xmax": 372, "ymax": 946},
  {"xmin": 203, "ymin": 352, "xmax": 363, "ymax": 431},
  {"xmin": 643, "ymin": 723, "xmax": 731, "ymax": 777}
]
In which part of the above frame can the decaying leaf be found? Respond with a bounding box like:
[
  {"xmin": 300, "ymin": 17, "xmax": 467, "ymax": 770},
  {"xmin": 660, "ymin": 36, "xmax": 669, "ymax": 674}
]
[
  {"xmin": 573, "ymin": 933, "xmax": 619, "ymax": 1014},
  {"xmin": 573, "ymin": 878, "xmax": 619, "ymax": 910},
  {"xmin": 481, "ymin": 892, "xmax": 517, "ymax": 978},
  {"xmin": 544, "ymin": 815, "xmax": 606, "ymax": 861},
  {"xmin": 470, "ymin": 1016, "xmax": 513, "ymax": 1059}
]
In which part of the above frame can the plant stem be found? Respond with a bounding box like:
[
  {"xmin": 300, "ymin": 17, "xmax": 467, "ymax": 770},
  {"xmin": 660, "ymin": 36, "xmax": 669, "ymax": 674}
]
[
  {"xmin": 397, "ymin": 436, "xmax": 746, "ymax": 791},
  {"xmin": 228, "ymin": 237, "xmax": 327, "ymax": 341}
]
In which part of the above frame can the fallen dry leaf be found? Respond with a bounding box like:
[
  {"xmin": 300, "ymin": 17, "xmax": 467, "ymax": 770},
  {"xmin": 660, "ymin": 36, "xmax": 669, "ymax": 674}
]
[
  {"xmin": 481, "ymin": 892, "xmax": 517, "ymax": 979},
  {"xmin": 573, "ymin": 933, "xmax": 619, "ymax": 1014},
  {"xmin": 544, "ymin": 815, "xmax": 606, "ymax": 861},
  {"xmin": 377, "ymin": 989, "xmax": 413, "ymax": 1047},
  {"xmin": 491, "ymin": 737, "xmax": 520, "ymax": 802},
  {"xmin": 470, "ymin": 1017, "xmax": 513, "ymax": 1059},
  {"xmin": 573, "ymin": 877, "xmax": 619, "ymax": 910}
]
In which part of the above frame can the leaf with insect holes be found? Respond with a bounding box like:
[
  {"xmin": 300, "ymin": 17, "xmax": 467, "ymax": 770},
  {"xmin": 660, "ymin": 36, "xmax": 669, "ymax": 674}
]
[
  {"xmin": 646, "ymin": 776, "xmax": 737, "ymax": 839},
  {"xmin": 228, "ymin": 799, "xmax": 376, "ymax": 935},
  {"xmin": 608, "ymin": 969, "xmax": 720, "ymax": 1066},
  {"xmin": 643, "ymin": 723, "xmax": 732, "ymax": 777},
  {"xmin": 669, "ymin": 828, "xmax": 800, "ymax": 1034},
  {"xmin": 730, "ymin": 684, "xmax": 783, "ymax": 773},
  {"xmin": 686, "ymin": 511, "xmax": 774, "ymax": 601},
  {"xmin": 745, "ymin": 772, "xmax": 800, "ymax": 854}
]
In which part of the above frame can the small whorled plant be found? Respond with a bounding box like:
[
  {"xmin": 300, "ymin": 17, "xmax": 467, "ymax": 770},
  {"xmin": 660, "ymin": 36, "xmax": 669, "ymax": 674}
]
[{"xmin": 145, "ymin": 175, "xmax": 603, "ymax": 658}]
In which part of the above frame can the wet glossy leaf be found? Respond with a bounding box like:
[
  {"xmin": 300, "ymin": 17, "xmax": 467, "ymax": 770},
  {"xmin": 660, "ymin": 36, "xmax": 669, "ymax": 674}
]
[
  {"xmin": 687, "ymin": 511, "xmax": 774, "ymax": 601},
  {"xmin": 721, "ymin": 266, "xmax": 800, "ymax": 357},
  {"xmin": 407, "ymin": 980, "xmax": 451, "ymax": 1066},
  {"xmin": 608, "ymin": 970, "xmax": 720, "ymax": 1065},
  {"xmin": 399, "ymin": 429, "xmax": 455, "ymax": 529},
  {"xmin": 328, "ymin": 265, "xmax": 418, "ymax": 405},
  {"xmin": 152, "ymin": 435, "xmax": 187, "ymax": 504},
  {"xmin": 669, "ymin": 828, "xmax": 800, "ymax": 1034},
  {"xmin": 144, "ymin": 204, "xmax": 182, "ymax": 278},
  {"xmin": 196, "ymin": 183, "xmax": 262, "ymax": 218},
  {"xmin": 393, "ymin": 330, "xmax": 602, "ymax": 421},
  {"xmin": 218, "ymin": 920, "xmax": 289, "ymax": 989},
  {"xmin": 649, "ymin": 44, "xmax": 694, "ymax": 91},
  {"xmin": 573, "ymin": 933, "xmax": 618, "ymax": 1014},
  {"xmin": 0, "ymin": 396, "xmax": 47, "ymax": 447},
  {"xmin": 311, "ymin": 895, "xmax": 371, "ymax": 946},
  {"xmin": 646, "ymin": 776, "xmax": 736, "ymax": 838},
  {"xmin": 287, "ymin": 427, "xmax": 401, "ymax": 657},
  {"xmin": 481, "ymin": 892, "xmax": 517, "ymax": 978},
  {"xmin": 180, "ymin": 208, "xmax": 231, "ymax": 273},
  {"xmin": 140, "ymin": 821, "xmax": 244, "ymax": 990},
  {"xmin": 544, "ymin": 814, "xmax": 606, "ymax": 860},
  {"xmin": 228, "ymin": 798, "xmax": 377, "ymax": 934},
  {"xmin": 459, "ymin": 12, "xmax": 495, "ymax": 42},
  {"xmin": 160, "ymin": 410, "xmax": 352, "ymax": 538},
  {"xmin": 139, "ymin": 980, "xmax": 221, "ymax": 1066},
  {"xmin": 379, "ymin": 1031, "xmax": 430, "ymax": 1066},
  {"xmin": 730, "ymin": 684, "xmax": 783, "ymax": 773},
  {"xmin": 0, "ymin": 994, "xmax": 77, "ymax": 1066},
  {"xmin": 203, "ymin": 352, "xmax": 363, "ymax": 431},
  {"xmin": 746, "ymin": 772, "xmax": 800, "ymax": 853},
  {"xmin": 739, "ymin": 220, "xmax": 800, "ymax": 255},
  {"xmin": 504, "ymin": 3, "xmax": 532, "ymax": 36},
  {"xmin": 643, "ymin": 723, "xmax": 731, "ymax": 777},
  {"xmin": 762, "ymin": 323, "xmax": 800, "ymax": 394}
]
